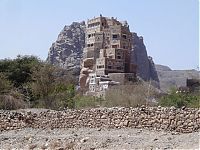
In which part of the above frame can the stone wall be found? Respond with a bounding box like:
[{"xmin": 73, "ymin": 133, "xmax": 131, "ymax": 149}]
[{"xmin": 0, "ymin": 107, "xmax": 199, "ymax": 133}]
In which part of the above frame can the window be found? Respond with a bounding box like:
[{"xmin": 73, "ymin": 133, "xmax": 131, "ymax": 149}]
[
  {"xmin": 97, "ymin": 65, "xmax": 104, "ymax": 69},
  {"xmin": 108, "ymin": 56, "xmax": 112, "ymax": 59},
  {"xmin": 88, "ymin": 34, "xmax": 91, "ymax": 38},
  {"xmin": 117, "ymin": 66, "xmax": 121, "ymax": 70},
  {"xmin": 117, "ymin": 56, "xmax": 121, "ymax": 59},
  {"xmin": 112, "ymin": 34, "xmax": 118, "ymax": 39},
  {"xmin": 90, "ymin": 79, "xmax": 95, "ymax": 83},
  {"xmin": 96, "ymin": 37, "xmax": 100, "ymax": 40},
  {"xmin": 87, "ymin": 43, "xmax": 94, "ymax": 47},
  {"xmin": 128, "ymin": 77, "xmax": 132, "ymax": 81},
  {"xmin": 122, "ymin": 34, "xmax": 127, "ymax": 39},
  {"xmin": 108, "ymin": 61, "xmax": 112, "ymax": 69},
  {"xmin": 112, "ymin": 45, "xmax": 118, "ymax": 48}
]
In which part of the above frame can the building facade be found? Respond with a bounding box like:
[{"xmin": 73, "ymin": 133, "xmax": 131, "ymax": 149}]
[{"xmin": 80, "ymin": 15, "xmax": 137, "ymax": 96}]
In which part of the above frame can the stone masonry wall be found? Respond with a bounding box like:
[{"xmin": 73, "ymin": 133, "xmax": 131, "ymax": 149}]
[{"xmin": 0, "ymin": 107, "xmax": 199, "ymax": 133}]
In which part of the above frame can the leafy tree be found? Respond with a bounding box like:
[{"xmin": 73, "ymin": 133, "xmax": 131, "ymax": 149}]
[
  {"xmin": 0, "ymin": 55, "xmax": 77, "ymax": 109},
  {"xmin": 0, "ymin": 73, "xmax": 27, "ymax": 110},
  {"xmin": 0, "ymin": 73, "xmax": 12, "ymax": 94},
  {"xmin": 30, "ymin": 64, "xmax": 76, "ymax": 109},
  {"xmin": 0, "ymin": 55, "xmax": 41, "ymax": 87}
]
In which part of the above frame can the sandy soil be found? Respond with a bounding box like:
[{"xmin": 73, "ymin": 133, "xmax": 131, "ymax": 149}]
[{"xmin": 0, "ymin": 127, "xmax": 199, "ymax": 150}]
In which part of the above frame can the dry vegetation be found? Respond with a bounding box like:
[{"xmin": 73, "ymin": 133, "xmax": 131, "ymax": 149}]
[
  {"xmin": 104, "ymin": 83, "xmax": 158, "ymax": 107},
  {"xmin": 0, "ymin": 55, "xmax": 199, "ymax": 110}
]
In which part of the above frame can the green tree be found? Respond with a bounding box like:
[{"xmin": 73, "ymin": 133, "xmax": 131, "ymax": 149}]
[
  {"xmin": 0, "ymin": 55, "xmax": 41, "ymax": 87},
  {"xmin": 0, "ymin": 73, "xmax": 27, "ymax": 110},
  {"xmin": 0, "ymin": 73, "xmax": 12, "ymax": 94},
  {"xmin": 30, "ymin": 64, "xmax": 76, "ymax": 109}
]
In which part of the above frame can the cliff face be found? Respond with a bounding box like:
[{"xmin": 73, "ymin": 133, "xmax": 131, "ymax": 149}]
[
  {"xmin": 131, "ymin": 33, "xmax": 159, "ymax": 83},
  {"xmin": 47, "ymin": 22, "xmax": 85, "ymax": 74},
  {"xmin": 47, "ymin": 22, "xmax": 159, "ymax": 83}
]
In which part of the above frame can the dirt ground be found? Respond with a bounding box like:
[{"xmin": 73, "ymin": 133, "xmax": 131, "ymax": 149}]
[{"xmin": 0, "ymin": 127, "xmax": 199, "ymax": 150}]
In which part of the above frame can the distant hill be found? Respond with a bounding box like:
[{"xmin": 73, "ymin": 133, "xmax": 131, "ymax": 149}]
[{"xmin": 156, "ymin": 64, "xmax": 200, "ymax": 92}]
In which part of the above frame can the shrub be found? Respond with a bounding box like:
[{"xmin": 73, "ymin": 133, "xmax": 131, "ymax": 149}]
[
  {"xmin": 74, "ymin": 95, "xmax": 103, "ymax": 109},
  {"xmin": 0, "ymin": 73, "xmax": 27, "ymax": 110},
  {"xmin": 0, "ymin": 91, "xmax": 27, "ymax": 110},
  {"xmin": 158, "ymin": 88, "xmax": 200, "ymax": 108},
  {"xmin": 104, "ymin": 82, "xmax": 158, "ymax": 107},
  {"xmin": 73, "ymin": 82, "xmax": 158, "ymax": 109},
  {"xmin": 0, "ymin": 73, "xmax": 12, "ymax": 94},
  {"xmin": 30, "ymin": 64, "xmax": 76, "ymax": 109},
  {"xmin": 0, "ymin": 55, "xmax": 41, "ymax": 87},
  {"xmin": 0, "ymin": 55, "xmax": 77, "ymax": 110}
]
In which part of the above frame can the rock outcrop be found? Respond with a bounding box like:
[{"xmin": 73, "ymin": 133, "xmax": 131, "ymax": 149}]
[
  {"xmin": 131, "ymin": 33, "xmax": 159, "ymax": 83},
  {"xmin": 47, "ymin": 21, "xmax": 85, "ymax": 75},
  {"xmin": 47, "ymin": 22, "xmax": 159, "ymax": 84}
]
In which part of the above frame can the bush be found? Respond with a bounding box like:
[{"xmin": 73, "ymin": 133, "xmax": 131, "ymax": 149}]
[
  {"xmin": 0, "ymin": 55, "xmax": 41, "ymax": 87},
  {"xmin": 0, "ymin": 91, "xmax": 27, "ymax": 110},
  {"xmin": 74, "ymin": 95, "xmax": 103, "ymax": 109},
  {"xmin": 104, "ymin": 83, "xmax": 158, "ymax": 107},
  {"xmin": 0, "ymin": 73, "xmax": 12, "ymax": 94},
  {"xmin": 30, "ymin": 64, "xmax": 76, "ymax": 109},
  {"xmin": 72, "ymin": 82, "xmax": 158, "ymax": 109},
  {"xmin": 0, "ymin": 73, "xmax": 27, "ymax": 110},
  {"xmin": 158, "ymin": 88, "xmax": 200, "ymax": 108},
  {"xmin": 0, "ymin": 55, "xmax": 77, "ymax": 110}
]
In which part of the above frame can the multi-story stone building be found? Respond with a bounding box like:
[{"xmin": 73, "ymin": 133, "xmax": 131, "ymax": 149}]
[{"xmin": 80, "ymin": 15, "xmax": 137, "ymax": 96}]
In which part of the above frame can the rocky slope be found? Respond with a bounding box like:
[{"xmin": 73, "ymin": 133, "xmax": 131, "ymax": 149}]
[
  {"xmin": 47, "ymin": 21, "xmax": 85, "ymax": 75},
  {"xmin": 156, "ymin": 64, "xmax": 200, "ymax": 92},
  {"xmin": 131, "ymin": 33, "xmax": 159, "ymax": 83},
  {"xmin": 47, "ymin": 21, "xmax": 159, "ymax": 83}
]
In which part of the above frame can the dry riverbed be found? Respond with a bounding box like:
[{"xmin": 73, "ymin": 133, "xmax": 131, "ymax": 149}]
[{"xmin": 0, "ymin": 127, "xmax": 199, "ymax": 149}]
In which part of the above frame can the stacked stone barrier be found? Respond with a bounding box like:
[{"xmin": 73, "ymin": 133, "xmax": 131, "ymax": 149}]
[{"xmin": 0, "ymin": 107, "xmax": 199, "ymax": 133}]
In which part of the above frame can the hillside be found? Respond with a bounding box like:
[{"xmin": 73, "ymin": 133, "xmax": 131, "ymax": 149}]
[{"xmin": 156, "ymin": 64, "xmax": 200, "ymax": 92}]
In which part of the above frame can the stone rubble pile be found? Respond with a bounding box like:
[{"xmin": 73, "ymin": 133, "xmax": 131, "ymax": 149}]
[{"xmin": 0, "ymin": 107, "xmax": 199, "ymax": 133}]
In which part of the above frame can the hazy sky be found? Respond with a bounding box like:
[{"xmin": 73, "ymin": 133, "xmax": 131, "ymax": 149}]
[{"xmin": 0, "ymin": 0, "xmax": 199, "ymax": 70}]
